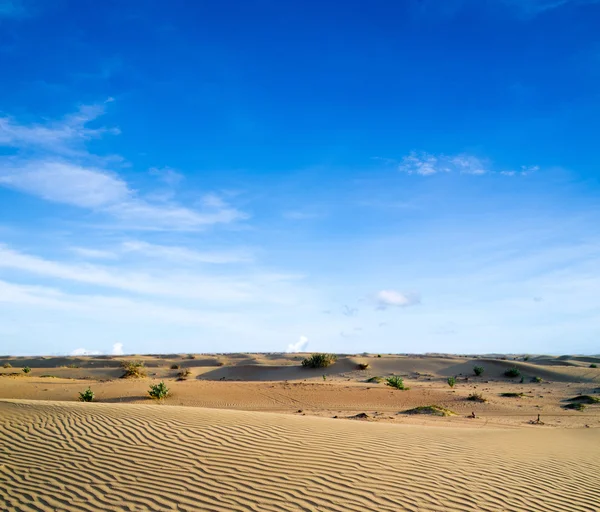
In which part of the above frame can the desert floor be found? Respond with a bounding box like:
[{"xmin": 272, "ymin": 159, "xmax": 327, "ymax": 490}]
[{"xmin": 1, "ymin": 353, "xmax": 599, "ymax": 511}]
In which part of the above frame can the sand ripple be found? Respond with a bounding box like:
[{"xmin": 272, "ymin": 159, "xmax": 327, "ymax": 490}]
[{"xmin": 1, "ymin": 400, "xmax": 599, "ymax": 511}]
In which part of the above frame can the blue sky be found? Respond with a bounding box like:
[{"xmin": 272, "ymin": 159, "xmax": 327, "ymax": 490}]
[{"xmin": 0, "ymin": 0, "xmax": 599, "ymax": 356}]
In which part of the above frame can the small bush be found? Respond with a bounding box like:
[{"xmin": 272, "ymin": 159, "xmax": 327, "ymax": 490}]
[
  {"xmin": 22, "ymin": 366, "xmax": 31, "ymax": 374},
  {"xmin": 121, "ymin": 360, "xmax": 147, "ymax": 378},
  {"xmin": 531, "ymin": 376, "xmax": 543, "ymax": 383},
  {"xmin": 467, "ymin": 393, "xmax": 487, "ymax": 402},
  {"xmin": 367, "ymin": 376, "xmax": 383, "ymax": 383},
  {"xmin": 591, "ymin": 364, "xmax": 598, "ymax": 369},
  {"xmin": 504, "ymin": 367, "xmax": 521, "ymax": 378},
  {"xmin": 148, "ymin": 381, "xmax": 169, "ymax": 399},
  {"xmin": 377, "ymin": 354, "xmax": 381, "ymax": 358},
  {"xmin": 357, "ymin": 363, "xmax": 369, "ymax": 370},
  {"xmin": 170, "ymin": 364, "xmax": 181, "ymax": 370},
  {"xmin": 3, "ymin": 363, "xmax": 12, "ymax": 368},
  {"xmin": 66, "ymin": 364, "xmax": 80, "ymax": 369},
  {"xmin": 473, "ymin": 366, "xmax": 484, "ymax": 376},
  {"xmin": 386, "ymin": 376, "xmax": 408, "ymax": 390},
  {"xmin": 177, "ymin": 368, "xmax": 191, "ymax": 380},
  {"xmin": 523, "ymin": 355, "xmax": 530, "ymax": 361},
  {"xmin": 500, "ymin": 392, "xmax": 525, "ymax": 398},
  {"xmin": 301, "ymin": 353, "xmax": 337, "ymax": 368},
  {"xmin": 79, "ymin": 387, "xmax": 94, "ymax": 402},
  {"xmin": 404, "ymin": 405, "xmax": 455, "ymax": 417},
  {"xmin": 322, "ymin": 374, "xmax": 326, "ymax": 381},
  {"xmin": 188, "ymin": 354, "xmax": 196, "ymax": 360},
  {"xmin": 447, "ymin": 376, "xmax": 457, "ymax": 388}
]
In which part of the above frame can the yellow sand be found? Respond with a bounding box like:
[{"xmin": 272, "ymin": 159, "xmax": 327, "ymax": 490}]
[{"xmin": 1, "ymin": 399, "xmax": 598, "ymax": 512}]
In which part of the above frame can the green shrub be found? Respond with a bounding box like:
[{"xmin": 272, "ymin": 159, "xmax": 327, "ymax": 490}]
[
  {"xmin": 467, "ymin": 392, "xmax": 486, "ymax": 402},
  {"xmin": 377, "ymin": 354, "xmax": 382, "ymax": 358},
  {"xmin": 301, "ymin": 353, "xmax": 337, "ymax": 368},
  {"xmin": 367, "ymin": 376, "xmax": 383, "ymax": 383},
  {"xmin": 357, "ymin": 363, "xmax": 369, "ymax": 370},
  {"xmin": 322, "ymin": 374, "xmax": 327, "ymax": 381},
  {"xmin": 523, "ymin": 355, "xmax": 530, "ymax": 361},
  {"xmin": 473, "ymin": 366, "xmax": 484, "ymax": 376},
  {"xmin": 170, "ymin": 364, "xmax": 181, "ymax": 370},
  {"xmin": 188, "ymin": 354, "xmax": 196, "ymax": 360},
  {"xmin": 504, "ymin": 367, "xmax": 521, "ymax": 378},
  {"xmin": 385, "ymin": 376, "xmax": 408, "ymax": 390},
  {"xmin": 447, "ymin": 376, "xmax": 457, "ymax": 388},
  {"xmin": 531, "ymin": 376, "xmax": 543, "ymax": 383},
  {"xmin": 22, "ymin": 366, "xmax": 31, "ymax": 374},
  {"xmin": 79, "ymin": 387, "xmax": 95, "ymax": 402},
  {"xmin": 121, "ymin": 360, "xmax": 147, "ymax": 378},
  {"xmin": 148, "ymin": 381, "xmax": 169, "ymax": 399},
  {"xmin": 3, "ymin": 363, "xmax": 12, "ymax": 368},
  {"xmin": 591, "ymin": 363, "xmax": 598, "ymax": 369}
]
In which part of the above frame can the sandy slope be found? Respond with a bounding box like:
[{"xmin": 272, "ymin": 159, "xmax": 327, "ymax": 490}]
[{"xmin": 1, "ymin": 399, "xmax": 599, "ymax": 512}]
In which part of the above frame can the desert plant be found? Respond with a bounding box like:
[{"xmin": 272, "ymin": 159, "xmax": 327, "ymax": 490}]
[
  {"xmin": 357, "ymin": 363, "xmax": 369, "ymax": 370},
  {"xmin": 78, "ymin": 387, "xmax": 95, "ymax": 402},
  {"xmin": 170, "ymin": 364, "xmax": 181, "ymax": 370},
  {"xmin": 188, "ymin": 354, "xmax": 196, "ymax": 360},
  {"xmin": 386, "ymin": 376, "xmax": 408, "ymax": 390},
  {"xmin": 523, "ymin": 355, "xmax": 530, "ymax": 361},
  {"xmin": 301, "ymin": 353, "xmax": 337, "ymax": 368},
  {"xmin": 66, "ymin": 363, "xmax": 80, "ymax": 368},
  {"xmin": 367, "ymin": 376, "xmax": 383, "ymax": 383},
  {"xmin": 404, "ymin": 405, "xmax": 455, "ymax": 416},
  {"xmin": 176, "ymin": 368, "xmax": 191, "ymax": 380},
  {"xmin": 121, "ymin": 360, "xmax": 147, "ymax": 378},
  {"xmin": 22, "ymin": 366, "xmax": 31, "ymax": 374},
  {"xmin": 3, "ymin": 363, "xmax": 12, "ymax": 368},
  {"xmin": 591, "ymin": 364, "xmax": 598, "ymax": 368},
  {"xmin": 377, "ymin": 354, "xmax": 382, "ymax": 358},
  {"xmin": 322, "ymin": 374, "xmax": 327, "ymax": 381},
  {"xmin": 447, "ymin": 376, "xmax": 457, "ymax": 388},
  {"xmin": 531, "ymin": 376, "xmax": 543, "ymax": 383},
  {"xmin": 148, "ymin": 381, "xmax": 169, "ymax": 399},
  {"xmin": 473, "ymin": 366, "xmax": 484, "ymax": 376},
  {"xmin": 504, "ymin": 367, "xmax": 521, "ymax": 378},
  {"xmin": 467, "ymin": 392, "xmax": 487, "ymax": 402},
  {"xmin": 500, "ymin": 392, "xmax": 525, "ymax": 398}
]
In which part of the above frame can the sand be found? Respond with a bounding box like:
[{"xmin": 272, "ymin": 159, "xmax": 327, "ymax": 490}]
[{"xmin": 1, "ymin": 353, "xmax": 599, "ymax": 511}]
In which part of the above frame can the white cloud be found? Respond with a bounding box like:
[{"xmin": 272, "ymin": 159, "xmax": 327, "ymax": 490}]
[
  {"xmin": 0, "ymin": 101, "xmax": 117, "ymax": 156},
  {"xmin": 149, "ymin": 167, "xmax": 183, "ymax": 186},
  {"xmin": 70, "ymin": 247, "xmax": 118, "ymax": 260},
  {"xmin": 121, "ymin": 240, "xmax": 252, "ymax": 264},
  {"xmin": 0, "ymin": 160, "xmax": 130, "ymax": 208},
  {"xmin": 375, "ymin": 290, "xmax": 421, "ymax": 310},
  {"xmin": 111, "ymin": 342, "xmax": 124, "ymax": 355},
  {"xmin": 398, "ymin": 151, "xmax": 489, "ymax": 175},
  {"xmin": 0, "ymin": 104, "xmax": 247, "ymax": 231},
  {"xmin": 286, "ymin": 335, "xmax": 309, "ymax": 353},
  {"xmin": 70, "ymin": 348, "xmax": 101, "ymax": 356}
]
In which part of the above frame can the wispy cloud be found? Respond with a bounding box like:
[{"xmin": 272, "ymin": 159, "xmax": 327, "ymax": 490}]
[
  {"xmin": 501, "ymin": 0, "xmax": 600, "ymax": 16},
  {"xmin": 121, "ymin": 240, "xmax": 253, "ymax": 264},
  {"xmin": 70, "ymin": 247, "xmax": 118, "ymax": 260},
  {"xmin": 149, "ymin": 166, "xmax": 184, "ymax": 186},
  {"xmin": 0, "ymin": 102, "xmax": 247, "ymax": 230},
  {"xmin": 390, "ymin": 151, "xmax": 538, "ymax": 177},
  {"xmin": 375, "ymin": 290, "xmax": 421, "ymax": 310}
]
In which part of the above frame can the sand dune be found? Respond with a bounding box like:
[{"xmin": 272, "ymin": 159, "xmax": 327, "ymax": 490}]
[{"xmin": 1, "ymin": 399, "xmax": 599, "ymax": 512}]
